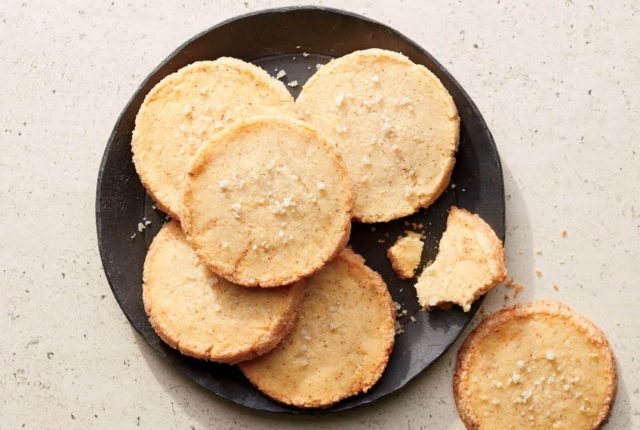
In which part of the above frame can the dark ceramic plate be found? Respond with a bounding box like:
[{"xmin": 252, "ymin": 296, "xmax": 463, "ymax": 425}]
[{"xmin": 96, "ymin": 6, "xmax": 504, "ymax": 414}]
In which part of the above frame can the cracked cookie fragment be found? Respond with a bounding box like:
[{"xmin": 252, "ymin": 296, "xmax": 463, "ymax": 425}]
[
  {"xmin": 142, "ymin": 221, "xmax": 304, "ymax": 364},
  {"xmin": 454, "ymin": 301, "xmax": 616, "ymax": 429},
  {"xmin": 387, "ymin": 232, "xmax": 424, "ymax": 279},
  {"xmin": 414, "ymin": 207, "xmax": 506, "ymax": 311}
]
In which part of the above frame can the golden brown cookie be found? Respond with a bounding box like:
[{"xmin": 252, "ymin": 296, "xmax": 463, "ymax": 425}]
[
  {"xmin": 297, "ymin": 48, "xmax": 459, "ymax": 222},
  {"xmin": 387, "ymin": 232, "xmax": 424, "ymax": 279},
  {"xmin": 239, "ymin": 248, "xmax": 396, "ymax": 408},
  {"xmin": 182, "ymin": 115, "xmax": 353, "ymax": 287},
  {"xmin": 454, "ymin": 301, "xmax": 617, "ymax": 429},
  {"xmin": 142, "ymin": 221, "xmax": 304, "ymax": 364},
  {"xmin": 132, "ymin": 58, "xmax": 296, "ymax": 219},
  {"xmin": 415, "ymin": 207, "xmax": 506, "ymax": 311}
]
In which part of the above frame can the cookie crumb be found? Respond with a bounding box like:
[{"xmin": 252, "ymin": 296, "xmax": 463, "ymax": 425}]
[
  {"xmin": 230, "ymin": 203, "xmax": 242, "ymax": 219},
  {"xmin": 397, "ymin": 96, "xmax": 413, "ymax": 106},
  {"xmin": 394, "ymin": 320, "xmax": 405, "ymax": 335},
  {"xmin": 381, "ymin": 118, "xmax": 393, "ymax": 134},
  {"xmin": 363, "ymin": 93, "xmax": 382, "ymax": 106},
  {"xmin": 504, "ymin": 277, "xmax": 524, "ymax": 296}
]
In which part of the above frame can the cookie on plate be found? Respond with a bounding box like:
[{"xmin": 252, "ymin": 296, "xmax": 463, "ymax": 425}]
[
  {"xmin": 415, "ymin": 207, "xmax": 506, "ymax": 311},
  {"xmin": 182, "ymin": 115, "xmax": 353, "ymax": 287},
  {"xmin": 239, "ymin": 248, "xmax": 396, "ymax": 408},
  {"xmin": 132, "ymin": 58, "xmax": 296, "ymax": 219},
  {"xmin": 387, "ymin": 231, "xmax": 424, "ymax": 279},
  {"xmin": 297, "ymin": 48, "xmax": 459, "ymax": 222},
  {"xmin": 142, "ymin": 221, "xmax": 304, "ymax": 364},
  {"xmin": 454, "ymin": 301, "xmax": 617, "ymax": 429}
]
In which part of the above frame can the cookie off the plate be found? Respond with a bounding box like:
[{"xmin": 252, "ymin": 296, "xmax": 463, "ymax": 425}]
[{"xmin": 454, "ymin": 301, "xmax": 616, "ymax": 429}]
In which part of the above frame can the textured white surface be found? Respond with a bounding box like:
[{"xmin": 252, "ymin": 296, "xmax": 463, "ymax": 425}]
[{"xmin": 1, "ymin": 1, "xmax": 639, "ymax": 428}]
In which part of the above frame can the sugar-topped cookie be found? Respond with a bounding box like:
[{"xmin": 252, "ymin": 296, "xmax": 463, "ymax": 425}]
[
  {"xmin": 297, "ymin": 48, "xmax": 459, "ymax": 222},
  {"xmin": 239, "ymin": 248, "xmax": 396, "ymax": 408},
  {"xmin": 142, "ymin": 221, "xmax": 304, "ymax": 363},
  {"xmin": 454, "ymin": 301, "xmax": 617, "ymax": 429},
  {"xmin": 182, "ymin": 115, "xmax": 353, "ymax": 287},
  {"xmin": 132, "ymin": 58, "xmax": 296, "ymax": 219}
]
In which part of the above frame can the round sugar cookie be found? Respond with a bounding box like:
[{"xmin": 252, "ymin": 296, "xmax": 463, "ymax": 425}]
[
  {"xmin": 297, "ymin": 48, "xmax": 460, "ymax": 222},
  {"xmin": 239, "ymin": 248, "xmax": 396, "ymax": 408},
  {"xmin": 142, "ymin": 221, "xmax": 304, "ymax": 364},
  {"xmin": 454, "ymin": 301, "xmax": 616, "ymax": 429},
  {"xmin": 132, "ymin": 58, "xmax": 296, "ymax": 219},
  {"xmin": 182, "ymin": 115, "xmax": 353, "ymax": 287}
]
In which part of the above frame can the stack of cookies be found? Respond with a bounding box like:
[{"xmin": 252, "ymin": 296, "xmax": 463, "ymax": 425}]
[{"xmin": 131, "ymin": 48, "xmax": 617, "ymax": 423}]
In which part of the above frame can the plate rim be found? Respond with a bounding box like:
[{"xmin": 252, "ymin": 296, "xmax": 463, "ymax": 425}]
[{"xmin": 95, "ymin": 5, "xmax": 504, "ymax": 414}]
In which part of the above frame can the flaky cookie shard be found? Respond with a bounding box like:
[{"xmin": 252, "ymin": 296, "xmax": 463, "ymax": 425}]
[
  {"xmin": 142, "ymin": 221, "xmax": 304, "ymax": 364},
  {"xmin": 415, "ymin": 207, "xmax": 506, "ymax": 311},
  {"xmin": 454, "ymin": 301, "xmax": 617, "ymax": 430},
  {"xmin": 239, "ymin": 248, "xmax": 396, "ymax": 408},
  {"xmin": 297, "ymin": 48, "xmax": 459, "ymax": 222},
  {"xmin": 387, "ymin": 232, "xmax": 424, "ymax": 279},
  {"xmin": 182, "ymin": 115, "xmax": 353, "ymax": 288},
  {"xmin": 132, "ymin": 58, "xmax": 296, "ymax": 220}
]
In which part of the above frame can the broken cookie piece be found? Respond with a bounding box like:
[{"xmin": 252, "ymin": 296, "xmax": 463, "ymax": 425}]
[
  {"xmin": 414, "ymin": 207, "xmax": 506, "ymax": 312},
  {"xmin": 387, "ymin": 232, "xmax": 424, "ymax": 279}
]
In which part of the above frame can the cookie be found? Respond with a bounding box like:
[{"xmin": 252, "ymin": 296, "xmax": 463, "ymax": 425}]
[
  {"xmin": 387, "ymin": 231, "xmax": 424, "ymax": 279},
  {"xmin": 239, "ymin": 248, "xmax": 396, "ymax": 408},
  {"xmin": 415, "ymin": 207, "xmax": 506, "ymax": 311},
  {"xmin": 142, "ymin": 221, "xmax": 304, "ymax": 364},
  {"xmin": 132, "ymin": 58, "xmax": 296, "ymax": 219},
  {"xmin": 182, "ymin": 115, "xmax": 353, "ymax": 287},
  {"xmin": 297, "ymin": 48, "xmax": 459, "ymax": 222},
  {"xmin": 454, "ymin": 301, "xmax": 617, "ymax": 429}
]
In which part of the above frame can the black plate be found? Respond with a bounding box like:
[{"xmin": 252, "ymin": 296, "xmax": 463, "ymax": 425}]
[{"xmin": 96, "ymin": 6, "xmax": 504, "ymax": 414}]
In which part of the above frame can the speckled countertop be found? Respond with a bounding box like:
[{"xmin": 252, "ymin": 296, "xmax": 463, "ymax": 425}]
[{"xmin": 2, "ymin": 1, "xmax": 639, "ymax": 428}]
